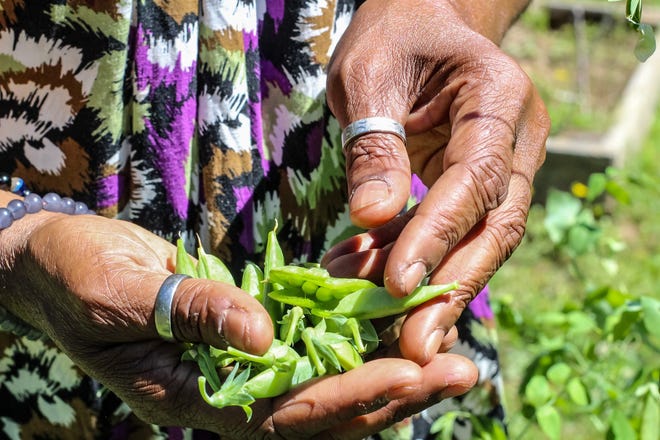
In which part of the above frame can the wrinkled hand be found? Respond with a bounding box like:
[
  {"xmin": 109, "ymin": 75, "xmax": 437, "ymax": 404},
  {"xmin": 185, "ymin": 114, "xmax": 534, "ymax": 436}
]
[
  {"xmin": 323, "ymin": 0, "xmax": 549, "ymax": 364},
  {"xmin": 0, "ymin": 213, "xmax": 477, "ymax": 438}
]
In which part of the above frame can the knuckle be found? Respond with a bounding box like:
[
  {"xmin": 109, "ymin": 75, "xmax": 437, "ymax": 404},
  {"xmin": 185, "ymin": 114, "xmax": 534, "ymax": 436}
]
[{"xmin": 463, "ymin": 152, "xmax": 511, "ymax": 211}]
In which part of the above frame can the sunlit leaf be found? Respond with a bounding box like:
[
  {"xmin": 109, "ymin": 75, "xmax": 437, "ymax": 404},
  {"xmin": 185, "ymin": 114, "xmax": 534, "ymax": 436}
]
[
  {"xmin": 609, "ymin": 409, "xmax": 636, "ymax": 440},
  {"xmin": 586, "ymin": 173, "xmax": 607, "ymax": 201},
  {"xmin": 547, "ymin": 363, "xmax": 572, "ymax": 385},
  {"xmin": 641, "ymin": 297, "xmax": 660, "ymax": 338},
  {"xmin": 536, "ymin": 405, "xmax": 561, "ymax": 440},
  {"xmin": 567, "ymin": 377, "xmax": 589, "ymax": 406},
  {"xmin": 641, "ymin": 392, "xmax": 659, "ymax": 440},
  {"xmin": 525, "ymin": 375, "xmax": 552, "ymax": 408}
]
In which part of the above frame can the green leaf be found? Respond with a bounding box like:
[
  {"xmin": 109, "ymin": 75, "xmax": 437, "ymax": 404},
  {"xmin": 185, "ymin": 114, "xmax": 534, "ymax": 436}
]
[
  {"xmin": 525, "ymin": 375, "xmax": 552, "ymax": 408},
  {"xmin": 547, "ymin": 363, "xmax": 572, "ymax": 385},
  {"xmin": 641, "ymin": 391, "xmax": 659, "ymax": 440},
  {"xmin": 635, "ymin": 23, "xmax": 657, "ymax": 62},
  {"xmin": 536, "ymin": 405, "xmax": 561, "ymax": 440},
  {"xmin": 566, "ymin": 377, "xmax": 589, "ymax": 406},
  {"xmin": 605, "ymin": 180, "xmax": 631, "ymax": 205},
  {"xmin": 609, "ymin": 409, "xmax": 636, "ymax": 440},
  {"xmin": 586, "ymin": 173, "xmax": 607, "ymax": 201},
  {"xmin": 610, "ymin": 308, "xmax": 641, "ymax": 341},
  {"xmin": 544, "ymin": 190, "xmax": 582, "ymax": 243},
  {"xmin": 641, "ymin": 297, "xmax": 660, "ymax": 338}
]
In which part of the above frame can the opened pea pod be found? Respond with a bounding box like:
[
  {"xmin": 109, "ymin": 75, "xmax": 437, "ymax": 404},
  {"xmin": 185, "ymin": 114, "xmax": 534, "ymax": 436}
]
[{"xmin": 175, "ymin": 230, "xmax": 460, "ymax": 419}]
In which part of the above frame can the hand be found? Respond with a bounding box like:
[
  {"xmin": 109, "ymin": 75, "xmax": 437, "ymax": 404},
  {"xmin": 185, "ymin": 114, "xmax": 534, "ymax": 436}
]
[
  {"xmin": 0, "ymin": 213, "xmax": 477, "ymax": 438},
  {"xmin": 324, "ymin": 0, "xmax": 549, "ymax": 364}
]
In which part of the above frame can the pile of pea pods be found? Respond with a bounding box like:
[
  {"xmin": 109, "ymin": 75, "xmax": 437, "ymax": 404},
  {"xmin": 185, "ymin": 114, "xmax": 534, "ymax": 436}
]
[{"xmin": 176, "ymin": 225, "xmax": 459, "ymax": 420}]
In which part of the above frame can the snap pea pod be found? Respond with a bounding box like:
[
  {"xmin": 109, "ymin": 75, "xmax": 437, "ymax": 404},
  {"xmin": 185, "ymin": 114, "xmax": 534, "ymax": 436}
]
[
  {"xmin": 197, "ymin": 245, "xmax": 235, "ymax": 285},
  {"xmin": 329, "ymin": 340, "xmax": 364, "ymax": 371},
  {"xmin": 311, "ymin": 281, "xmax": 461, "ymax": 320},
  {"xmin": 240, "ymin": 262, "xmax": 263, "ymax": 300},
  {"xmin": 175, "ymin": 238, "xmax": 197, "ymax": 277},
  {"xmin": 243, "ymin": 364, "xmax": 296, "ymax": 399},
  {"xmin": 268, "ymin": 289, "xmax": 321, "ymax": 309},
  {"xmin": 268, "ymin": 265, "xmax": 377, "ymax": 300},
  {"xmin": 262, "ymin": 224, "xmax": 285, "ymax": 324}
]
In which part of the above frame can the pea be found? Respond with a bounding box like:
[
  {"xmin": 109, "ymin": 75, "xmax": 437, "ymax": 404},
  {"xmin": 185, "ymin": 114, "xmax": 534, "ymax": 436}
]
[
  {"xmin": 315, "ymin": 286, "xmax": 334, "ymax": 302},
  {"xmin": 301, "ymin": 280, "xmax": 319, "ymax": 295}
]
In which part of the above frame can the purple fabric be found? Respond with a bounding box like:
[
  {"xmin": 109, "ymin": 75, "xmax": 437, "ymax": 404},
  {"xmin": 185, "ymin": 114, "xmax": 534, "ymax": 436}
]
[
  {"xmin": 135, "ymin": 25, "xmax": 197, "ymax": 218},
  {"xmin": 469, "ymin": 285, "xmax": 494, "ymax": 320},
  {"xmin": 234, "ymin": 185, "xmax": 255, "ymax": 250}
]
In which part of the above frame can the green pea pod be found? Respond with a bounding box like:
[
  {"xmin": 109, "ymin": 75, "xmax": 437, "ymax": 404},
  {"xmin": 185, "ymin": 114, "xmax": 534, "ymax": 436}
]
[
  {"xmin": 175, "ymin": 238, "xmax": 197, "ymax": 277},
  {"xmin": 267, "ymin": 266, "xmax": 377, "ymax": 300},
  {"xmin": 313, "ymin": 281, "xmax": 460, "ymax": 320},
  {"xmin": 197, "ymin": 246, "xmax": 235, "ymax": 285},
  {"xmin": 243, "ymin": 365, "xmax": 295, "ymax": 399},
  {"xmin": 329, "ymin": 340, "xmax": 363, "ymax": 371},
  {"xmin": 291, "ymin": 356, "xmax": 314, "ymax": 386},
  {"xmin": 263, "ymin": 223, "xmax": 285, "ymax": 324},
  {"xmin": 268, "ymin": 265, "xmax": 330, "ymax": 287},
  {"xmin": 240, "ymin": 262, "xmax": 264, "ymax": 300},
  {"xmin": 268, "ymin": 289, "xmax": 321, "ymax": 309},
  {"xmin": 320, "ymin": 277, "xmax": 378, "ymax": 299}
]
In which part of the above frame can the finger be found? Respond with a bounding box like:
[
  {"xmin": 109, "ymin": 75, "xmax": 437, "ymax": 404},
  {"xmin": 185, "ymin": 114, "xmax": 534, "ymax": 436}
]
[
  {"xmin": 92, "ymin": 268, "xmax": 273, "ymax": 355},
  {"xmin": 167, "ymin": 275, "xmax": 274, "ymax": 354},
  {"xmin": 269, "ymin": 358, "xmax": 424, "ymax": 438},
  {"xmin": 320, "ymin": 212, "xmax": 409, "ymax": 267},
  {"xmin": 383, "ymin": 99, "xmax": 518, "ymax": 297},
  {"xmin": 325, "ymin": 353, "xmax": 477, "ymax": 439},
  {"xmin": 399, "ymin": 172, "xmax": 535, "ymax": 364},
  {"xmin": 344, "ymin": 130, "xmax": 412, "ymax": 229}
]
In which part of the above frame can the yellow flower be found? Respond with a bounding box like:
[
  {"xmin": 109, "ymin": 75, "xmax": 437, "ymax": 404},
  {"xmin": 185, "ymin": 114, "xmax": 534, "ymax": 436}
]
[{"xmin": 571, "ymin": 182, "xmax": 589, "ymax": 199}]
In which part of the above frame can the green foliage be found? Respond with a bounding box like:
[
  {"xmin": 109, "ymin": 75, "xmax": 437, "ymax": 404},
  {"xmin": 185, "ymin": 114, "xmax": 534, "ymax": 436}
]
[
  {"xmin": 616, "ymin": 0, "xmax": 657, "ymax": 61},
  {"xmin": 488, "ymin": 170, "xmax": 660, "ymax": 439}
]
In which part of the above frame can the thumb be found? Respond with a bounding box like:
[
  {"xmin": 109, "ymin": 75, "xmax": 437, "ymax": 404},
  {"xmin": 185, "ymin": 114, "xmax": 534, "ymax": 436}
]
[{"xmin": 147, "ymin": 273, "xmax": 274, "ymax": 355}]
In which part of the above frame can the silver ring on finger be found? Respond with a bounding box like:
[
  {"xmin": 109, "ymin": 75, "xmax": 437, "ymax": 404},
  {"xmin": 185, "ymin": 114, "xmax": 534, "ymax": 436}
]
[
  {"xmin": 341, "ymin": 117, "xmax": 406, "ymax": 154},
  {"xmin": 154, "ymin": 273, "xmax": 190, "ymax": 342}
]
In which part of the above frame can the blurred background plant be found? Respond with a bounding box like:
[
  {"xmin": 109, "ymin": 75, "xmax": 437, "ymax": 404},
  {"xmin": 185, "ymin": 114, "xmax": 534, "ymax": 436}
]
[{"xmin": 430, "ymin": 1, "xmax": 660, "ymax": 438}]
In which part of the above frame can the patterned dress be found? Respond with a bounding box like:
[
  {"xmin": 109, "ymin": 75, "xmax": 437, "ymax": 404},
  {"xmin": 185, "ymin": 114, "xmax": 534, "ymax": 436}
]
[{"xmin": 0, "ymin": 1, "xmax": 504, "ymax": 438}]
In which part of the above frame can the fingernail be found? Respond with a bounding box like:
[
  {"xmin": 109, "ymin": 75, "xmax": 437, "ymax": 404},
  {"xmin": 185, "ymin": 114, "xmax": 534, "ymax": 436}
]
[
  {"xmin": 351, "ymin": 180, "xmax": 389, "ymax": 211},
  {"xmin": 402, "ymin": 262, "xmax": 427, "ymax": 294}
]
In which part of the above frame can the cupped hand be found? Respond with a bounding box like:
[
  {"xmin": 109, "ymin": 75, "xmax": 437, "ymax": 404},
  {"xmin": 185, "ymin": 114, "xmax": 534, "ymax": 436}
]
[
  {"xmin": 324, "ymin": 0, "xmax": 550, "ymax": 364},
  {"xmin": 0, "ymin": 213, "xmax": 477, "ymax": 438}
]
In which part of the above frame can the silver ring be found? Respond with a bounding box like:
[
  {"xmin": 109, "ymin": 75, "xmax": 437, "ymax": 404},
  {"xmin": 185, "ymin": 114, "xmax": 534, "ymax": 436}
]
[
  {"xmin": 154, "ymin": 273, "xmax": 190, "ymax": 341},
  {"xmin": 341, "ymin": 117, "xmax": 406, "ymax": 153}
]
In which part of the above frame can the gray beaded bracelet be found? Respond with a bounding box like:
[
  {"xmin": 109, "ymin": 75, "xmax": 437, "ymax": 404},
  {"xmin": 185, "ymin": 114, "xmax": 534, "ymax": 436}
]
[
  {"xmin": 1, "ymin": 177, "xmax": 95, "ymax": 340},
  {"xmin": 0, "ymin": 192, "xmax": 95, "ymax": 230}
]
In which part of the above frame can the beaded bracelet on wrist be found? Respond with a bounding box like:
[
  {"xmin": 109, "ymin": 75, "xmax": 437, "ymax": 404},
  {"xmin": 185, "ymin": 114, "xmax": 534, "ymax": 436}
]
[{"xmin": 1, "ymin": 173, "xmax": 95, "ymax": 340}]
